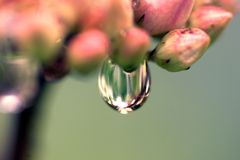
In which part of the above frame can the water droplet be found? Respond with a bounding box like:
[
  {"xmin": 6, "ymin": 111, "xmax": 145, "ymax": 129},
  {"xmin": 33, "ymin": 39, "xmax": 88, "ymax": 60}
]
[
  {"xmin": 0, "ymin": 58, "xmax": 39, "ymax": 113},
  {"xmin": 132, "ymin": 0, "xmax": 140, "ymax": 8},
  {"xmin": 0, "ymin": 38, "xmax": 40, "ymax": 113},
  {"xmin": 98, "ymin": 59, "xmax": 151, "ymax": 114}
]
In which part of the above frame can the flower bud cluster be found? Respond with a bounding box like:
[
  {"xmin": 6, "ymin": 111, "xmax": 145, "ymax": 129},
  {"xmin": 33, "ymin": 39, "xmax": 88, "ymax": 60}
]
[
  {"xmin": 0, "ymin": 0, "xmax": 238, "ymax": 78},
  {"xmin": 133, "ymin": 0, "xmax": 237, "ymax": 72}
]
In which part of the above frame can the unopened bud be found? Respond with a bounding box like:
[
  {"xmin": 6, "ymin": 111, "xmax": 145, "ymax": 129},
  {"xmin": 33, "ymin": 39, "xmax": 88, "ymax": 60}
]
[
  {"xmin": 67, "ymin": 29, "xmax": 110, "ymax": 74},
  {"xmin": 194, "ymin": 0, "xmax": 213, "ymax": 9},
  {"xmin": 190, "ymin": 5, "xmax": 233, "ymax": 42},
  {"xmin": 111, "ymin": 27, "xmax": 150, "ymax": 72},
  {"xmin": 48, "ymin": 0, "xmax": 80, "ymax": 28},
  {"xmin": 194, "ymin": 0, "xmax": 239, "ymax": 13},
  {"xmin": 153, "ymin": 28, "xmax": 210, "ymax": 72},
  {"xmin": 5, "ymin": 10, "xmax": 65, "ymax": 64},
  {"xmin": 132, "ymin": 0, "xmax": 194, "ymax": 35},
  {"xmin": 81, "ymin": 0, "xmax": 133, "ymax": 37},
  {"xmin": 214, "ymin": 0, "xmax": 239, "ymax": 13}
]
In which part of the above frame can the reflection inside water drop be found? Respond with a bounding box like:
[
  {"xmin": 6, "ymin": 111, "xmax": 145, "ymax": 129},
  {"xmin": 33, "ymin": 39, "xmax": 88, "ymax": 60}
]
[
  {"xmin": 0, "ymin": 94, "xmax": 22, "ymax": 113},
  {"xmin": 98, "ymin": 59, "xmax": 151, "ymax": 114}
]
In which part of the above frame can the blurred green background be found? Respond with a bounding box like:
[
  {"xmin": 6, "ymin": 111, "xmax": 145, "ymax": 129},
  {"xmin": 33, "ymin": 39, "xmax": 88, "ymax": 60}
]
[{"xmin": 0, "ymin": 16, "xmax": 240, "ymax": 160}]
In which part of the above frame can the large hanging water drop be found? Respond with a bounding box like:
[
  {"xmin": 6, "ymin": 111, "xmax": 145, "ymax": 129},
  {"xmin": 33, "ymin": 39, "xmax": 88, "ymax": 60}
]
[
  {"xmin": 0, "ymin": 39, "xmax": 39, "ymax": 113},
  {"xmin": 0, "ymin": 58, "xmax": 39, "ymax": 113},
  {"xmin": 98, "ymin": 59, "xmax": 151, "ymax": 114}
]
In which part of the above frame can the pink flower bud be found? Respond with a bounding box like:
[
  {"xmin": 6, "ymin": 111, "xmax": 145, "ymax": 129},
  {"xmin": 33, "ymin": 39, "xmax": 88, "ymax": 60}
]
[
  {"xmin": 48, "ymin": 0, "xmax": 80, "ymax": 28},
  {"xmin": 112, "ymin": 27, "xmax": 151, "ymax": 72},
  {"xmin": 190, "ymin": 6, "xmax": 233, "ymax": 41},
  {"xmin": 18, "ymin": 13, "xmax": 64, "ymax": 63},
  {"xmin": 194, "ymin": 0, "xmax": 213, "ymax": 9},
  {"xmin": 132, "ymin": 0, "xmax": 194, "ymax": 35},
  {"xmin": 81, "ymin": 0, "xmax": 133, "ymax": 37},
  {"xmin": 215, "ymin": 0, "xmax": 239, "ymax": 13},
  {"xmin": 0, "ymin": 8, "xmax": 65, "ymax": 63},
  {"xmin": 194, "ymin": 0, "xmax": 239, "ymax": 13},
  {"xmin": 153, "ymin": 28, "xmax": 210, "ymax": 72},
  {"xmin": 67, "ymin": 29, "xmax": 110, "ymax": 74}
]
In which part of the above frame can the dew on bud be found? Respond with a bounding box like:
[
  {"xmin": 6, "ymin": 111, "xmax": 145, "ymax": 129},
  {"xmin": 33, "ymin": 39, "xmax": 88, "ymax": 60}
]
[
  {"xmin": 132, "ymin": 0, "xmax": 140, "ymax": 8},
  {"xmin": 153, "ymin": 28, "xmax": 210, "ymax": 72},
  {"xmin": 98, "ymin": 59, "xmax": 150, "ymax": 114}
]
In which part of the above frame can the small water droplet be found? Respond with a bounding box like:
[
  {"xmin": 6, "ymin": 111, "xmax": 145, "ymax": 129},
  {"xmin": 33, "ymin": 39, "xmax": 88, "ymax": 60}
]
[
  {"xmin": 98, "ymin": 59, "xmax": 151, "ymax": 114},
  {"xmin": 0, "ymin": 58, "xmax": 39, "ymax": 113},
  {"xmin": 132, "ymin": 0, "xmax": 140, "ymax": 8}
]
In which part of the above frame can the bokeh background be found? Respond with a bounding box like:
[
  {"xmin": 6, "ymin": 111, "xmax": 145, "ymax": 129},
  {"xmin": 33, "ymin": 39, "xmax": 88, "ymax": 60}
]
[{"xmin": 0, "ymin": 15, "xmax": 240, "ymax": 160}]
